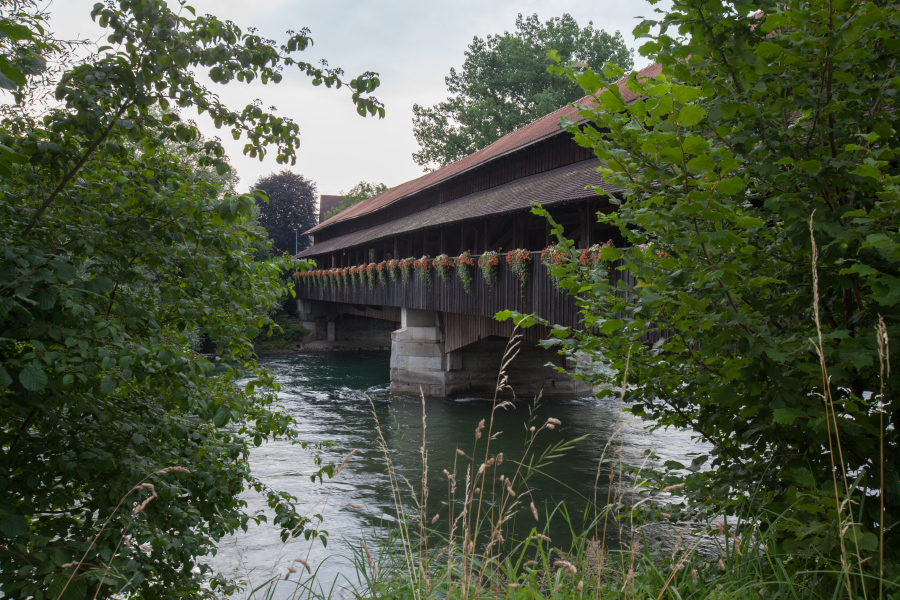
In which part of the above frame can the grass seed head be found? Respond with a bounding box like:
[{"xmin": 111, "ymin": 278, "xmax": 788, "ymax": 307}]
[
  {"xmin": 554, "ymin": 560, "xmax": 577, "ymax": 576},
  {"xmin": 294, "ymin": 558, "xmax": 312, "ymax": 574}
]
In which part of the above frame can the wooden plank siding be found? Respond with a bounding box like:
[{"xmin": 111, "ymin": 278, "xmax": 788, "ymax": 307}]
[
  {"xmin": 297, "ymin": 251, "xmax": 669, "ymax": 350},
  {"xmin": 296, "ymin": 252, "xmax": 577, "ymax": 325}
]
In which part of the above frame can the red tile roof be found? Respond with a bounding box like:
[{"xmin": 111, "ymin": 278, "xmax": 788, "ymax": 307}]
[{"xmin": 309, "ymin": 62, "xmax": 663, "ymax": 234}]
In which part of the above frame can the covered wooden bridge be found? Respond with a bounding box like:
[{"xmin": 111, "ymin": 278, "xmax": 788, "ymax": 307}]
[{"xmin": 295, "ymin": 63, "xmax": 662, "ymax": 397}]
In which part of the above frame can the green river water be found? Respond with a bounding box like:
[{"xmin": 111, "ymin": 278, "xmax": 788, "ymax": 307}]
[{"xmin": 209, "ymin": 351, "xmax": 704, "ymax": 595}]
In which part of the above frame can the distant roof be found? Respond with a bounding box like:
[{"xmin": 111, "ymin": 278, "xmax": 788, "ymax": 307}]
[
  {"xmin": 308, "ymin": 62, "xmax": 663, "ymax": 235},
  {"xmin": 318, "ymin": 195, "xmax": 342, "ymax": 223},
  {"xmin": 297, "ymin": 159, "xmax": 616, "ymax": 258}
]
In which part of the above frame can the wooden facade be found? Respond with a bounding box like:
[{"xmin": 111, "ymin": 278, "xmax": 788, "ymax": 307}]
[{"xmin": 295, "ymin": 252, "xmax": 663, "ymax": 351}]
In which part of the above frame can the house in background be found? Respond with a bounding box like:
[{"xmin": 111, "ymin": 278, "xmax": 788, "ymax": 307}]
[{"xmin": 318, "ymin": 194, "xmax": 342, "ymax": 223}]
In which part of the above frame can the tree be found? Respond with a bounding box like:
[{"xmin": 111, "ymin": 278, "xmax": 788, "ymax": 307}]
[
  {"xmin": 253, "ymin": 170, "xmax": 318, "ymax": 254},
  {"xmin": 322, "ymin": 180, "xmax": 387, "ymax": 221},
  {"xmin": 0, "ymin": 0, "xmax": 382, "ymax": 597},
  {"xmin": 412, "ymin": 13, "xmax": 633, "ymax": 171},
  {"xmin": 515, "ymin": 0, "xmax": 899, "ymax": 581}
]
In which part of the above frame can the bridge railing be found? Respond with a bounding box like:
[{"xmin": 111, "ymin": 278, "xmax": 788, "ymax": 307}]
[{"xmin": 295, "ymin": 251, "xmax": 635, "ymax": 329}]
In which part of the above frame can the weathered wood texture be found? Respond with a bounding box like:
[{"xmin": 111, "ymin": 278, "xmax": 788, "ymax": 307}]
[
  {"xmin": 296, "ymin": 252, "xmax": 667, "ymax": 350},
  {"xmin": 297, "ymin": 252, "xmax": 579, "ymax": 323}
]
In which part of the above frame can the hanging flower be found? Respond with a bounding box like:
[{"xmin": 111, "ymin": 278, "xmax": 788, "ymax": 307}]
[
  {"xmin": 399, "ymin": 257, "xmax": 414, "ymax": 288},
  {"xmin": 376, "ymin": 261, "xmax": 387, "ymax": 287},
  {"xmin": 414, "ymin": 255, "xmax": 433, "ymax": 287},
  {"xmin": 456, "ymin": 250, "xmax": 476, "ymax": 294},
  {"xmin": 367, "ymin": 263, "xmax": 377, "ymax": 290},
  {"xmin": 434, "ymin": 254, "xmax": 454, "ymax": 283},
  {"xmin": 579, "ymin": 240, "xmax": 614, "ymax": 280},
  {"xmin": 478, "ymin": 250, "xmax": 500, "ymax": 288},
  {"xmin": 541, "ymin": 244, "xmax": 568, "ymax": 266},
  {"xmin": 331, "ymin": 268, "xmax": 342, "ymax": 291},
  {"xmin": 387, "ymin": 259, "xmax": 399, "ymax": 283},
  {"xmin": 506, "ymin": 249, "xmax": 531, "ymax": 287}
]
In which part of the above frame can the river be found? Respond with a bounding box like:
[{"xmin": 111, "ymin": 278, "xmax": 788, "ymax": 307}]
[{"xmin": 208, "ymin": 351, "xmax": 704, "ymax": 596}]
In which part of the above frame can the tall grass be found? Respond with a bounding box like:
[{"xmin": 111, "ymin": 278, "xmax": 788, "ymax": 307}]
[
  {"xmin": 322, "ymin": 300, "xmax": 898, "ymax": 600},
  {"xmin": 215, "ymin": 223, "xmax": 897, "ymax": 599}
]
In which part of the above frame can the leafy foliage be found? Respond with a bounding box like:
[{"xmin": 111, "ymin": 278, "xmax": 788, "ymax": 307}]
[
  {"xmin": 321, "ymin": 180, "xmax": 387, "ymax": 221},
  {"xmin": 253, "ymin": 170, "xmax": 318, "ymax": 254},
  {"xmin": 412, "ymin": 13, "xmax": 633, "ymax": 171},
  {"xmin": 526, "ymin": 0, "xmax": 900, "ymax": 571},
  {"xmin": 0, "ymin": 0, "xmax": 382, "ymax": 597}
]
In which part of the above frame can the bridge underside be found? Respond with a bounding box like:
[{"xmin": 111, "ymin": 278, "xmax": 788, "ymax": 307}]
[{"xmin": 298, "ymin": 300, "xmax": 590, "ymax": 399}]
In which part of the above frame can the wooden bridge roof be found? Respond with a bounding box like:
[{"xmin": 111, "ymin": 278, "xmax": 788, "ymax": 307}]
[
  {"xmin": 296, "ymin": 159, "xmax": 617, "ymax": 258},
  {"xmin": 307, "ymin": 62, "xmax": 663, "ymax": 236}
]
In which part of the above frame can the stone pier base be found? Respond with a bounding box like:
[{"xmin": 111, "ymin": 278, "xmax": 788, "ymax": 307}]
[{"xmin": 390, "ymin": 308, "xmax": 591, "ymax": 398}]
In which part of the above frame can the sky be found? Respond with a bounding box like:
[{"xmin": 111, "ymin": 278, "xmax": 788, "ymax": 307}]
[{"xmin": 44, "ymin": 0, "xmax": 665, "ymax": 198}]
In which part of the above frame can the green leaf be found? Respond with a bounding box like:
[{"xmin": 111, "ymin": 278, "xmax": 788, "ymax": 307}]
[
  {"xmin": 100, "ymin": 377, "xmax": 115, "ymax": 395},
  {"xmin": 686, "ymin": 155, "xmax": 714, "ymax": 174},
  {"xmin": 49, "ymin": 259, "xmax": 77, "ymax": 282},
  {"xmin": 677, "ymin": 105, "xmax": 706, "ymax": 126},
  {"xmin": 853, "ymin": 163, "xmax": 881, "ymax": 179},
  {"xmin": 19, "ymin": 363, "xmax": 47, "ymax": 391},
  {"xmin": 773, "ymin": 408, "xmax": 806, "ymax": 425},
  {"xmin": 0, "ymin": 514, "xmax": 28, "ymax": 537},
  {"xmin": 755, "ymin": 41, "xmax": 782, "ymax": 61},
  {"xmin": 716, "ymin": 177, "xmax": 745, "ymax": 195}
]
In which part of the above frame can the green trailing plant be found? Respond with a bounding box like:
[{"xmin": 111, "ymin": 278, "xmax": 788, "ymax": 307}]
[
  {"xmin": 376, "ymin": 261, "xmax": 387, "ymax": 287},
  {"xmin": 414, "ymin": 255, "xmax": 433, "ymax": 287},
  {"xmin": 387, "ymin": 259, "xmax": 399, "ymax": 284},
  {"xmin": 506, "ymin": 248, "xmax": 531, "ymax": 287},
  {"xmin": 367, "ymin": 263, "xmax": 377, "ymax": 290},
  {"xmin": 478, "ymin": 250, "xmax": 500, "ymax": 288},
  {"xmin": 399, "ymin": 257, "xmax": 414, "ymax": 288},
  {"xmin": 434, "ymin": 253, "xmax": 454, "ymax": 283},
  {"xmin": 456, "ymin": 250, "xmax": 475, "ymax": 293}
]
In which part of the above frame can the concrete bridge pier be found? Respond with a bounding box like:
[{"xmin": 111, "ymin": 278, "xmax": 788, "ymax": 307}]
[
  {"xmin": 390, "ymin": 308, "xmax": 452, "ymax": 396},
  {"xmin": 390, "ymin": 307, "xmax": 592, "ymax": 398}
]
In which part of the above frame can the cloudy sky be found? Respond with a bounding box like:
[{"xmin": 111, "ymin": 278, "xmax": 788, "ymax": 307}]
[{"xmin": 46, "ymin": 0, "xmax": 664, "ymax": 197}]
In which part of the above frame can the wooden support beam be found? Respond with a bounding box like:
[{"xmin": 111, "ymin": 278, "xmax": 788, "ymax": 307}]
[
  {"xmin": 483, "ymin": 219, "xmax": 490, "ymax": 253},
  {"xmin": 585, "ymin": 200, "xmax": 593, "ymax": 248},
  {"xmin": 393, "ymin": 236, "xmax": 399, "ymax": 260},
  {"xmin": 439, "ymin": 227, "xmax": 445, "ymax": 255}
]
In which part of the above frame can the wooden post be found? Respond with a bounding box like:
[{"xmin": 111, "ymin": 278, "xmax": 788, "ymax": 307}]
[
  {"xmin": 585, "ymin": 200, "xmax": 593, "ymax": 248},
  {"xmin": 460, "ymin": 224, "xmax": 465, "ymax": 254},
  {"xmin": 393, "ymin": 236, "xmax": 399, "ymax": 260},
  {"xmin": 483, "ymin": 219, "xmax": 490, "ymax": 252},
  {"xmin": 439, "ymin": 227, "xmax": 445, "ymax": 255}
]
